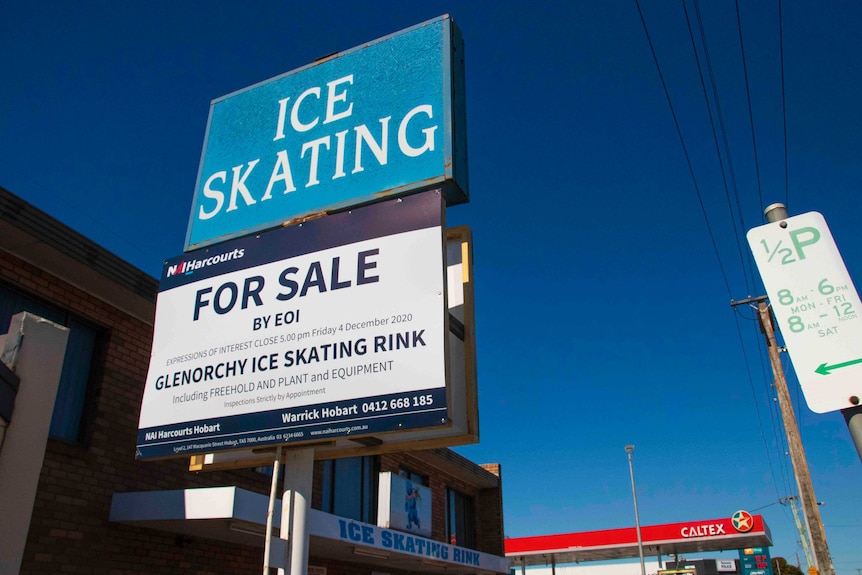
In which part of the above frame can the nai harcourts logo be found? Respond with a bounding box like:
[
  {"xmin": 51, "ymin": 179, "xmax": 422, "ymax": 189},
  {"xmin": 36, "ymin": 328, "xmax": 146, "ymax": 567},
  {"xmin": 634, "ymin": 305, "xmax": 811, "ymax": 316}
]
[{"xmin": 166, "ymin": 248, "xmax": 245, "ymax": 278}]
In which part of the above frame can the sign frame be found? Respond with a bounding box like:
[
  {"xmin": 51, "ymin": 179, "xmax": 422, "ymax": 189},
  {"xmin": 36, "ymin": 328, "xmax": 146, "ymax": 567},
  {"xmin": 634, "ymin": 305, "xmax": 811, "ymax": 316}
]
[
  {"xmin": 188, "ymin": 224, "xmax": 478, "ymax": 470},
  {"xmin": 138, "ymin": 191, "xmax": 454, "ymax": 460}
]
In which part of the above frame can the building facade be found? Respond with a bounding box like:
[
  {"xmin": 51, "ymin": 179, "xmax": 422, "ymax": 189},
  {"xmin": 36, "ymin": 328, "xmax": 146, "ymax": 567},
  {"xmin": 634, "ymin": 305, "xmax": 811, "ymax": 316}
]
[{"xmin": 0, "ymin": 186, "xmax": 505, "ymax": 575}]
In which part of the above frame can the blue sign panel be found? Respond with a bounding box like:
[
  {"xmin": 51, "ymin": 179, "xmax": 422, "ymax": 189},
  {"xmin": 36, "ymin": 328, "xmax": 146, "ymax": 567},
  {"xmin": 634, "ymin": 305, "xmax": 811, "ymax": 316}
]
[{"xmin": 185, "ymin": 15, "xmax": 467, "ymax": 251}]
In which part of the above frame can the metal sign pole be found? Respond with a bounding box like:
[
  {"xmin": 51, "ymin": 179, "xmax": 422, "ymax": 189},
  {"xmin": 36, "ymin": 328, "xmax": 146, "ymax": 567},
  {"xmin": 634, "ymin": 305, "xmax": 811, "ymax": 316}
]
[
  {"xmin": 263, "ymin": 445, "xmax": 282, "ymax": 575},
  {"xmin": 841, "ymin": 406, "xmax": 862, "ymax": 460},
  {"xmin": 280, "ymin": 447, "xmax": 314, "ymax": 575}
]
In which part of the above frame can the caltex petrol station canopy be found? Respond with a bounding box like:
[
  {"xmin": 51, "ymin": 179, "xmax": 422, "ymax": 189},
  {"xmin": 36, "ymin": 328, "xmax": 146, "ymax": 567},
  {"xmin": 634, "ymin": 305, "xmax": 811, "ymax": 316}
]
[{"xmin": 506, "ymin": 513, "xmax": 772, "ymax": 566}]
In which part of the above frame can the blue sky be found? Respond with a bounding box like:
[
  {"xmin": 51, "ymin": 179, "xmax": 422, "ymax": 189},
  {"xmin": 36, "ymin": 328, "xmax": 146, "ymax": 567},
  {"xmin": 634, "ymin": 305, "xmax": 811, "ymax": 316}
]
[{"xmin": 1, "ymin": 1, "xmax": 861, "ymax": 572}]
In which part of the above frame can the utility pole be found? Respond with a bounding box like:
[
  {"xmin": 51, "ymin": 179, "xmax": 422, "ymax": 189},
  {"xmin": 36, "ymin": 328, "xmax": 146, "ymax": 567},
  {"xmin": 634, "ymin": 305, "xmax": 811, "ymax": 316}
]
[
  {"xmin": 756, "ymin": 300, "xmax": 834, "ymax": 575},
  {"xmin": 625, "ymin": 445, "xmax": 646, "ymax": 575},
  {"xmin": 780, "ymin": 496, "xmax": 814, "ymax": 571}
]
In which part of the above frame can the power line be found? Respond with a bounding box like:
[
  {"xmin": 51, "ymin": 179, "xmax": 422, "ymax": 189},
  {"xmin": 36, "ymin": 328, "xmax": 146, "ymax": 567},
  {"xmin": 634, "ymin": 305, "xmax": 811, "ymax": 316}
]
[
  {"xmin": 769, "ymin": 336, "xmax": 795, "ymax": 497},
  {"xmin": 732, "ymin": 308, "xmax": 783, "ymax": 501},
  {"xmin": 633, "ymin": 0, "xmax": 733, "ymax": 298},
  {"xmin": 734, "ymin": 0, "xmax": 766, "ymax": 218},
  {"xmin": 731, "ymin": 298, "xmax": 794, "ymax": 503},
  {"xmin": 693, "ymin": 0, "xmax": 763, "ymax": 298},
  {"xmin": 640, "ymin": 0, "xmax": 800, "ymax": 528},
  {"xmin": 686, "ymin": 0, "xmax": 756, "ymax": 295},
  {"xmin": 688, "ymin": 0, "xmax": 796, "ymax": 506},
  {"xmin": 751, "ymin": 500, "xmax": 782, "ymax": 513},
  {"xmin": 779, "ymin": 0, "xmax": 789, "ymax": 210}
]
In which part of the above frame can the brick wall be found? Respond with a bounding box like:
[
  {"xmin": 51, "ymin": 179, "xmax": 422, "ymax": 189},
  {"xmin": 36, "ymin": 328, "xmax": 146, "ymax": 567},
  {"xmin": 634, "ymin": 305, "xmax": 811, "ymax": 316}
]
[
  {"xmin": 2, "ymin": 251, "xmax": 275, "ymax": 574},
  {"xmin": 477, "ymin": 464, "xmax": 504, "ymax": 556}
]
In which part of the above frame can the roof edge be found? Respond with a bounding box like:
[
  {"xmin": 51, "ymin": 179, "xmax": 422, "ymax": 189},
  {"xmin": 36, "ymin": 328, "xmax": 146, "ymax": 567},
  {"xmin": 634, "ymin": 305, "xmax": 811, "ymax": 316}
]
[{"xmin": 0, "ymin": 186, "xmax": 158, "ymax": 324}]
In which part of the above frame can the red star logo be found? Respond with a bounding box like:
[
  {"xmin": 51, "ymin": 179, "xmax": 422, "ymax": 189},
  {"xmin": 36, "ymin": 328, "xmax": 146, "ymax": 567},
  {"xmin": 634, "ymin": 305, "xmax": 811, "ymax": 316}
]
[{"xmin": 731, "ymin": 510, "xmax": 753, "ymax": 533}]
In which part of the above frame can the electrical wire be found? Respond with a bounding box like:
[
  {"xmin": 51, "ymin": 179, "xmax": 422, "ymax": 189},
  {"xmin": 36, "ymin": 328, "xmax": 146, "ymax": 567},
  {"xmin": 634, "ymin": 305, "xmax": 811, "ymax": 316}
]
[
  {"xmin": 633, "ymin": 0, "xmax": 733, "ymax": 298},
  {"xmin": 750, "ymin": 500, "xmax": 780, "ymax": 512},
  {"xmin": 693, "ymin": 0, "xmax": 765, "ymax": 298},
  {"xmin": 695, "ymin": 0, "xmax": 796, "ymax": 505},
  {"xmin": 779, "ymin": 0, "xmax": 789, "ymax": 210},
  {"xmin": 733, "ymin": 310, "xmax": 783, "ymax": 501},
  {"xmin": 688, "ymin": 2, "xmax": 790, "ymax": 507},
  {"xmin": 682, "ymin": 0, "xmax": 751, "ymax": 295},
  {"xmin": 765, "ymin": 322, "xmax": 795, "ymax": 498},
  {"xmin": 638, "ymin": 0, "xmax": 802, "ymax": 528},
  {"xmin": 734, "ymin": 0, "xmax": 766, "ymax": 218}
]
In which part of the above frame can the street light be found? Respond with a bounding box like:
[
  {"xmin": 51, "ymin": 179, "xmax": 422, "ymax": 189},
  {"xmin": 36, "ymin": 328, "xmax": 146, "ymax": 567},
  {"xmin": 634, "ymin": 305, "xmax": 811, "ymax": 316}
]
[{"xmin": 626, "ymin": 445, "xmax": 646, "ymax": 575}]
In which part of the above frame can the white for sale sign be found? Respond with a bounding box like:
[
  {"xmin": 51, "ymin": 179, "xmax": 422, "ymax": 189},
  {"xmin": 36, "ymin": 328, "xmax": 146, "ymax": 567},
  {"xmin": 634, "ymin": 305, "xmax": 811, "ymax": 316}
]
[{"xmin": 137, "ymin": 191, "xmax": 448, "ymax": 459}]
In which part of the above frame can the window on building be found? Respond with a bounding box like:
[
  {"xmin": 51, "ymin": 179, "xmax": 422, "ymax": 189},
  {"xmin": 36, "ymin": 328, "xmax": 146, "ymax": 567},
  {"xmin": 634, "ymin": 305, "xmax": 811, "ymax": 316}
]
[
  {"xmin": 446, "ymin": 488, "xmax": 476, "ymax": 549},
  {"xmin": 320, "ymin": 455, "xmax": 379, "ymax": 523},
  {"xmin": 0, "ymin": 283, "xmax": 100, "ymax": 443},
  {"xmin": 398, "ymin": 467, "xmax": 428, "ymax": 486}
]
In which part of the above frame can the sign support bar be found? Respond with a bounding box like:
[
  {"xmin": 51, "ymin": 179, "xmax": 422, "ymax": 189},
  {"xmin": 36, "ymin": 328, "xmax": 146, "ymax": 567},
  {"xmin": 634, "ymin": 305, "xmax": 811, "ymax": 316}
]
[
  {"xmin": 280, "ymin": 447, "xmax": 314, "ymax": 575},
  {"xmin": 841, "ymin": 406, "xmax": 862, "ymax": 460},
  {"xmin": 263, "ymin": 445, "xmax": 282, "ymax": 575}
]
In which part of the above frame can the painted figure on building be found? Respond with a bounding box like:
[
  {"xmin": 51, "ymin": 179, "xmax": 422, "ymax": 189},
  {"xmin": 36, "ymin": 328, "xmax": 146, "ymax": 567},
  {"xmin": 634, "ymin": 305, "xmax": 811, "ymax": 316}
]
[{"xmin": 405, "ymin": 481, "xmax": 421, "ymax": 529}]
